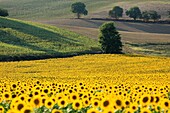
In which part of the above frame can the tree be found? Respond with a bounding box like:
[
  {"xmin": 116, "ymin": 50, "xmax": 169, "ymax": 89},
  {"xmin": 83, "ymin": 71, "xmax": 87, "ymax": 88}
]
[
  {"xmin": 141, "ymin": 11, "xmax": 150, "ymax": 22},
  {"xmin": 0, "ymin": 8, "xmax": 9, "ymax": 17},
  {"xmin": 109, "ymin": 6, "xmax": 123, "ymax": 20},
  {"xmin": 168, "ymin": 11, "xmax": 170, "ymax": 18},
  {"xmin": 71, "ymin": 2, "xmax": 88, "ymax": 19},
  {"xmin": 126, "ymin": 7, "xmax": 142, "ymax": 20},
  {"xmin": 149, "ymin": 10, "xmax": 161, "ymax": 22},
  {"xmin": 99, "ymin": 22, "xmax": 122, "ymax": 54},
  {"xmin": 141, "ymin": 10, "xmax": 161, "ymax": 22}
]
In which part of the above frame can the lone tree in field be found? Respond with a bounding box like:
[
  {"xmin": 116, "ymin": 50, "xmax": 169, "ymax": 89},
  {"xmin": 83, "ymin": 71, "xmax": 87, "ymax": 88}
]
[
  {"xmin": 71, "ymin": 2, "xmax": 88, "ymax": 19},
  {"xmin": 109, "ymin": 6, "xmax": 123, "ymax": 20},
  {"xmin": 0, "ymin": 8, "xmax": 9, "ymax": 17},
  {"xmin": 126, "ymin": 7, "xmax": 142, "ymax": 20},
  {"xmin": 99, "ymin": 22, "xmax": 122, "ymax": 54}
]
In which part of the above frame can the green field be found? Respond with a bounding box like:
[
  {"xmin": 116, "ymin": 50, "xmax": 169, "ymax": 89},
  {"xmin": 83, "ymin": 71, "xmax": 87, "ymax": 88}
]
[
  {"xmin": 0, "ymin": 0, "xmax": 170, "ymax": 20},
  {"xmin": 0, "ymin": 17, "xmax": 99, "ymax": 61}
]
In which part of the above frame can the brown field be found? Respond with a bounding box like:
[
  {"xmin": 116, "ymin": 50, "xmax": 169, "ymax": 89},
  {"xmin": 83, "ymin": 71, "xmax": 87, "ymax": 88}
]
[{"xmin": 40, "ymin": 18, "xmax": 170, "ymax": 56}]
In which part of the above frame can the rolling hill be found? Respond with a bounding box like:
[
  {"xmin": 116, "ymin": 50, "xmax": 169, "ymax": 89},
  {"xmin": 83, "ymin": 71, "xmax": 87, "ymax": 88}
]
[{"xmin": 0, "ymin": 17, "xmax": 99, "ymax": 61}]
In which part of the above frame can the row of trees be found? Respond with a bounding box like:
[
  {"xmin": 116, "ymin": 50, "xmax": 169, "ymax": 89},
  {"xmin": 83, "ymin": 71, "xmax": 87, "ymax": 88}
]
[
  {"xmin": 109, "ymin": 6, "xmax": 161, "ymax": 22},
  {"xmin": 0, "ymin": 8, "xmax": 9, "ymax": 17},
  {"xmin": 71, "ymin": 2, "xmax": 169, "ymax": 22}
]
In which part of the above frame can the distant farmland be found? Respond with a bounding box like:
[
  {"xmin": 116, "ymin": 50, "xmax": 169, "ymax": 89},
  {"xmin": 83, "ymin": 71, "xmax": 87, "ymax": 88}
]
[{"xmin": 0, "ymin": 0, "xmax": 169, "ymax": 20}]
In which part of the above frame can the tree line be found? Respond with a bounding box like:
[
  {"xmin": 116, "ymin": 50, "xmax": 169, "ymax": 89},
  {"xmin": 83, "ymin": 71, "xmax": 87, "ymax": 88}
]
[
  {"xmin": 109, "ymin": 6, "xmax": 161, "ymax": 22},
  {"xmin": 1, "ymin": 2, "xmax": 170, "ymax": 21},
  {"xmin": 71, "ymin": 2, "xmax": 170, "ymax": 22}
]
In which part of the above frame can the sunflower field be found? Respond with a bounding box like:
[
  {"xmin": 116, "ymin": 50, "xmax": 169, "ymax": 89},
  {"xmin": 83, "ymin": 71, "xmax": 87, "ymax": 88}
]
[{"xmin": 0, "ymin": 54, "xmax": 170, "ymax": 113}]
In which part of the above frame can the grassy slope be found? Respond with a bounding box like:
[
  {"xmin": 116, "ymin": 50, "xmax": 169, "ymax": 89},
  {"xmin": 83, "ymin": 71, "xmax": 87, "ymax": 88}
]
[
  {"xmin": 0, "ymin": 17, "xmax": 99, "ymax": 61},
  {"xmin": 0, "ymin": 0, "xmax": 169, "ymax": 20}
]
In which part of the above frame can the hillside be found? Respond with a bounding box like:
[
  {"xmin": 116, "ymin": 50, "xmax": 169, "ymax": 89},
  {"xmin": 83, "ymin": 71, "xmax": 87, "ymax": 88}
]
[
  {"xmin": 0, "ymin": 0, "xmax": 169, "ymax": 20},
  {"xmin": 0, "ymin": 17, "xmax": 99, "ymax": 61}
]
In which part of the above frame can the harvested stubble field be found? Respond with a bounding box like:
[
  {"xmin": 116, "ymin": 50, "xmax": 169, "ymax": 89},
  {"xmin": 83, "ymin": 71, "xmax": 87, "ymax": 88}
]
[{"xmin": 42, "ymin": 19, "xmax": 170, "ymax": 56}]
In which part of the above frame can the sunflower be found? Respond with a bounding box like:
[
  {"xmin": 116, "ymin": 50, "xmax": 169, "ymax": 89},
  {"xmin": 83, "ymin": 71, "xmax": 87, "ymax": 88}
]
[
  {"xmin": 72, "ymin": 100, "xmax": 83, "ymax": 110},
  {"xmin": 140, "ymin": 94, "xmax": 150, "ymax": 106},
  {"xmin": 0, "ymin": 106, "xmax": 4, "ymax": 113},
  {"xmin": 87, "ymin": 108, "xmax": 99, "ymax": 113},
  {"xmin": 10, "ymin": 98, "xmax": 20, "ymax": 109},
  {"xmin": 41, "ymin": 97, "xmax": 47, "ymax": 106},
  {"xmin": 125, "ymin": 108, "xmax": 133, "ymax": 113},
  {"xmin": 58, "ymin": 98, "xmax": 68, "ymax": 108},
  {"xmin": 11, "ymin": 83, "xmax": 17, "ymax": 89},
  {"xmin": 52, "ymin": 109, "xmax": 63, "ymax": 113},
  {"xmin": 150, "ymin": 95, "xmax": 155, "ymax": 104},
  {"xmin": 91, "ymin": 99, "xmax": 100, "ymax": 108},
  {"xmin": 161, "ymin": 99, "xmax": 170, "ymax": 110},
  {"xmin": 140, "ymin": 108, "xmax": 151, "ymax": 113},
  {"xmin": 14, "ymin": 101, "xmax": 25, "ymax": 111},
  {"xmin": 124, "ymin": 99, "xmax": 131, "ymax": 108},
  {"xmin": 45, "ymin": 98, "xmax": 55, "ymax": 109},
  {"xmin": 69, "ymin": 93, "xmax": 79, "ymax": 102},
  {"xmin": 32, "ymin": 90, "xmax": 40, "ymax": 96},
  {"xmin": 51, "ymin": 95, "xmax": 57, "ymax": 103},
  {"xmin": 43, "ymin": 88, "xmax": 49, "ymax": 94},
  {"xmin": 55, "ymin": 93, "xmax": 65, "ymax": 101},
  {"xmin": 6, "ymin": 109, "xmax": 18, "ymax": 113},
  {"xmin": 21, "ymin": 106, "xmax": 32, "ymax": 113},
  {"xmin": 103, "ymin": 108, "xmax": 114, "ymax": 113},
  {"xmin": 154, "ymin": 95, "xmax": 161, "ymax": 104},
  {"xmin": 83, "ymin": 99, "xmax": 90, "ymax": 107},
  {"xmin": 0, "ymin": 97, "xmax": 2, "ymax": 103},
  {"xmin": 19, "ymin": 94, "xmax": 28, "ymax": 102},
  {"xmin": 3, "ymin": 92, "xmax": 11, "ymax": 100},
  {"xmin": 30, "ymin": 96, "xmax": 42, "ymax": 108},
  {"xmin": 114, "ymin": 98, "xmax": 124, "ymax": 109},
  {"xmin": 101, "ymin": 98, "xmax": 112, "ymax": 110},
  {"xmin": 130, "ymin": 102, "xmax": 138, "ymax": 112}
]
